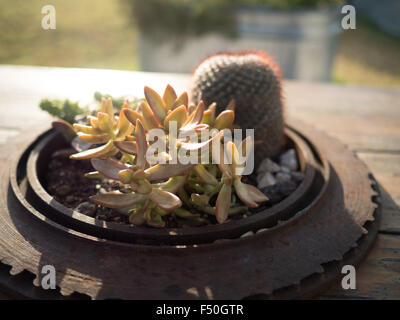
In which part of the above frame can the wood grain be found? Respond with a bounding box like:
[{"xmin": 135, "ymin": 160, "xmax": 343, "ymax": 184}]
[{"xmin": 320, "ymin": 234, "xmax": 400, "ymax": 299}]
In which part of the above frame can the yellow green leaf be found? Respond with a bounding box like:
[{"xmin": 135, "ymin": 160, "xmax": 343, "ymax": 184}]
[
  {"xmin": 144, "ymin": 86, "xmax": 167, "ymax": 122},
  {"xmin": 164, "ymin": 105, "xmax": 188, "ymax": 130},
  {"xmin": 70, "ymin": 140, "xmax": 114, "ymax": 160},
  {"xmin": 163, "ymin": 84, "xmax": 177, "ymax": 110},
  {"xmin": 214, "ymin": 110, "xmax": 234, "ymax": 130}
]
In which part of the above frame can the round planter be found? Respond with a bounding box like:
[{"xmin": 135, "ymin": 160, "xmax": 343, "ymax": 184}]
[
  {"xmin": 0, "ymin": 120, "xmax": 380, "ymax": 299},
  {"xmin": 26, "ymin": 126, "xmax": 321, "ymax": 245}
]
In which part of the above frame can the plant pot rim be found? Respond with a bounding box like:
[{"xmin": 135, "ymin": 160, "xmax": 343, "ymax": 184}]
[{"xmin": 25, "ymin": 124, "xmax": 328, "ymax": 245}]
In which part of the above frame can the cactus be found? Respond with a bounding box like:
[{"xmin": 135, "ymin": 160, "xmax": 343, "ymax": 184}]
[
  {"xmin": 190, "ymin": 51, "xmax": 285, "ymax": 162},
  {"xmin": 67, "ymin": 84, "xmax": 268, "ymax": 227}
]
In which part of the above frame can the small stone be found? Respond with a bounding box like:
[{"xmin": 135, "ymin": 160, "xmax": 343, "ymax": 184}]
[
  {"xmin": 291, "ymin": 171, "xmax": 305, "ymax": 182},
  {"xmin": 261, "ymin": 185, "xmax": 285, "ymax": 204},
  {"xmin": 257, "ymin": 158, "xmax": 280, "ymax": 174},
  {"xmin": 55, "ymin": 185, "xmax": 72, "ymax": 196},
  {"xmin": 75, "ymin": 201, "xmax": 97, "ymax": 217},
  {"xmin": 257, "ymin": 172, "xmax": 276, "ymax": 189},
  {"xmin": 278, "ymin": 181, "xmax": 298, "ymax": 197},
  {"xmin": 280, "ymin": 166, "xmax": 290, "ymax": 174},
  {"xmin": 280, "ymin": 149, "xmax": 298, "ymax": 171},
  {"xmin": 275, "ymin": 172, "xmax": 292, "ymax": 183}
]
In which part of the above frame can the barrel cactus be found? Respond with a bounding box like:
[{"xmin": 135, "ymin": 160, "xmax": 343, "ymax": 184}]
[{"xmin": 190, "ymin": 51, "xmax": 284, "ymax": 162}]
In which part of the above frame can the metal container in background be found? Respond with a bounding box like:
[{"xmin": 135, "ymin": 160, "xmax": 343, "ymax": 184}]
[{"xmin": 138, "ymin": 5, "xmax": 342, "ymax": 81}]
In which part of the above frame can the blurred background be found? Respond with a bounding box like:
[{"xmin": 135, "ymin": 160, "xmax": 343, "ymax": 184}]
[{"xmin": 0, "ymin": 0, "xmax": 399, "ymax": 86}]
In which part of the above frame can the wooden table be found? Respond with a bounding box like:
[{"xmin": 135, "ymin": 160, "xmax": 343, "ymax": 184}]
[{"xmin": 0, "ymin": 65, "xmax": 399, "ymax": 299}]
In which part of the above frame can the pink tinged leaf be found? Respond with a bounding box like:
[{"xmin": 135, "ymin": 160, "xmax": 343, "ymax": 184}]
[
  {"xmin": 244, "ymin": 183, "xmax": 269, "ymax": 202},
  {"xmin": 113, "ymin": 140, "xmax": 137, "ymax": 155},
  {"xmin": 172, "ymin": 92, "xmax": 189, "ymax": 110},
  {"xmin": 52, "ymin": 120, "xmax": 76, "ymax": 142},
  {"xmin": 77, "ymin": 132, "xmax": 110, "ymax": 144},
  {"xmin": 97, "ymin": 112, "xmax": 112, "ymax": 133},
  {"xmin": 216, "ymin": 182, "xmax": 232, "ymax": 223},
  {"xmin": 214, "ymin": 110, "xmax": 235, "ymax": 130},
  {"xmin": 145, "ymin": 163, "xmax": 194, "ymax": 181},
  {"xmin": 154, "ymin": 175, "xmax": 187, "ymax": 193},
  {"xmin": 180, "ymin": 101, "xmax": 205, "ymax": 133},
  {"xmin": 70, "ymin": 140, "xmax": 114, "ymax": 160},
  {"xmin": 90, "ymin": 158, "xmax": 128, "ymax": 179},
  {"xmin": 233, "ymin": 178, "xmax": 259, "ymax": 208},
  {"xmin": 164, "ymin": 105, "xmax": 188, "ymax": 129},
  {"xmin": 135, "ymin": 119, "xmax": 148, "ymax": 168},
  {"xmin": 90, "ymin": 192, "xmax": 148, "ymax": 209},
  {"xmin": 139, "ymin": 101, "xmax": 161, "ymax": 130},
  {"xmin": 144, "ymin": 86, "xmax": 167, "ymax": 122},
  {"xmin": 124, "ymin": 108, "xmax": 144, "ymax": 125},
  {"xmin": 116, "ymin": 108, "xmax": 133, "ymax": 139},
  {"xmin": 163, "ymin": 84, "xmax": 177, "ymax": 110},
  {"xmin": 193, "ymin": 164, "xmax": 218, "ymax": 185},
  {"xmin": 212, "ymin": 136, "xmax": 232, "ymax": 179},
  {"xmin": 71, "ymin": 136, "xmax": 92, "ymax": 152},
  {"xmin": 149, "ymin": 189, "xmax": 182, "ymax": 212}
]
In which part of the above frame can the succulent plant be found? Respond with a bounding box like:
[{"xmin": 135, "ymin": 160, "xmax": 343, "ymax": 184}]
[
  {"xmin": 67, "ymin": 84, "xmax": 268, "ymax": 227},
  {"xmin": 190, "ymin": 51, "xmax": 285, "ymax": 162},
  {"xmin": 40, "ymin": 99, "xmax": 88, "ymax": 124}
]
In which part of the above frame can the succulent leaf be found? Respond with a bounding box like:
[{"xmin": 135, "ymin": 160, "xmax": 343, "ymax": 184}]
[
  {"xmin": 164, "ymin": 105, "xmax": 188, "ymax": 129},
  {"xmin": 113, "ymin": 140, "xmax": 137, "ymax": 155},
  {"xmin": 70, "ymin": 140, "xmax": 114, "ymax": 159},
  {"xmin": 77, "ymin": 133, "xmax": 110, "ymax": 144},
  {"xmin": 163, "ymin": 84, "xmax": 177, "ymax": 110},
  {"xmin": 144, "ymin": 86, "xmax": 167, "ymax": 122},
  {"xmin": 90, "ymin": 192, "xmax": 148, "ymax": 209},
  {"xmin": 145, "ymin": 163, "xmax": 193, "ymax": 181},
  {"xmin": 216, "ymin": 182, "xmax": 232, "ymax": 223},
  {"xmin": 116, "ymin": 108, "xmax": 133, "ymax": 139},
  {"xmin": 214, "ymin": 110, "xmax": 234, "ymax": 130},
  {"xmin": 139, "ymin": 101, "xmax": 161, "ymax": 130},
  {"xmin": 149, "ymin": 189, "xmax": 182, "ymax": 212},
  {"xmin": 193, "ymin": 164, "xmax": 218, "ymax": 185},
  {"xmin": 90, "ymin": 158, "xmax": 128, "ymax": 180},
  {"xmin": 172, "ymin": 92, "xmax": 189, "ymax": 110}
]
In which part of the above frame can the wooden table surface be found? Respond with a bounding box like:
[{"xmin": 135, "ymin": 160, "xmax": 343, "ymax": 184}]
[{"xmin": 0, "ymin": 65, "xmax": 399, "ymax": 300}]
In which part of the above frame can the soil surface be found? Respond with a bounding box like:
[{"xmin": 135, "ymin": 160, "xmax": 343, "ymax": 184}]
[{"xmin": 45, "ymin": 148, "xmax": 301, "ymax": 228}]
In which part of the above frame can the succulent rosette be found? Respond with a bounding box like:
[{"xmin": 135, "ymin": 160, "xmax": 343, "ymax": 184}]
[{"xmin": 66, "ymin": 84, "xmax": 268, "ymax": 227}]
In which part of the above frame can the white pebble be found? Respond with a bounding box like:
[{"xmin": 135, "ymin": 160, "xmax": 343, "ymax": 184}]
[
  {"xmin": 257, "ymin": 158, "xmax": 280, "ymax": 174},
  {"xmin": 275, "ymin": 172, "xmax": 292, "ymax": 183},
  {"xmin": 257, "ymin": 172, "xmax": 276, "ymax": 189},
  {"xmin": 280, "ymin": 149, "xmax": 298, "ymax": 171}
]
